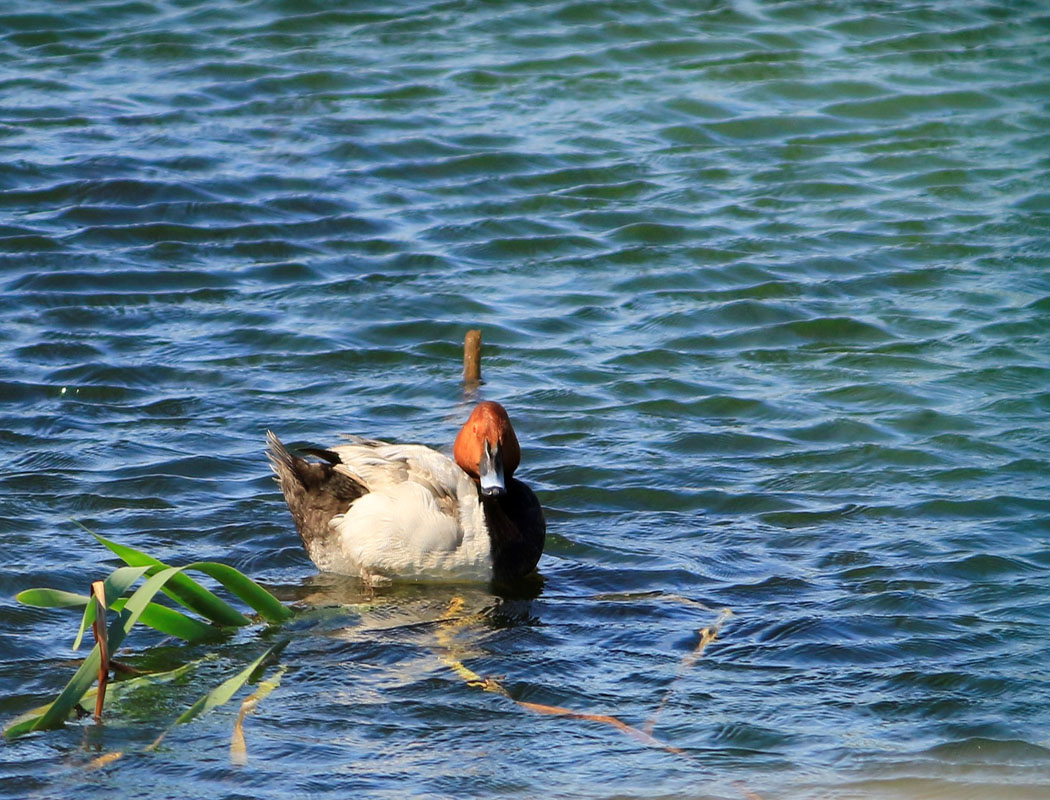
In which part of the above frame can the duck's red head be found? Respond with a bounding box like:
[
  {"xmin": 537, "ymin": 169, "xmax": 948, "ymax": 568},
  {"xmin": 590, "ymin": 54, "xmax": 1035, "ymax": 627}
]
[{"xmin": 453, "ymin": 401, "xmax": 521, "ymax": 497}]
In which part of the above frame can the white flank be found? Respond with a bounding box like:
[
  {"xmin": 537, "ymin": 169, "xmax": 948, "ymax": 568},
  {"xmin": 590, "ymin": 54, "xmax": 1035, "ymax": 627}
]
[{"xmin": 324, "ymin": 442, "xmax": 491, "ymax": 582}]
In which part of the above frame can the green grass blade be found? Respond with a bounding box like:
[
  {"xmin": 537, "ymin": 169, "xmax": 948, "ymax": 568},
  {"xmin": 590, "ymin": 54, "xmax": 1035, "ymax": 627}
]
[
  {"xmin": 7, "ymin": 529, "xmax": 291, "ymax": 739},
  {"xmin": 4, "ymin": 657, "xmax": 212, "ymax": 737},
  {"xmin": 106, "ymin": 567, "xmax": 188, "ymax": 652},
  {"xmin": 73, "ymin": 565, "xmax": 153, "ymax": 651},
  {"xmin": 18, "ymin": 567, "xmax": 191, "ymax": 650},
  {"xmin": 147, "ymin": 639, "xmax": 288, "ymax": 750},
  {"xmin": 16, "ymin": 585, "xmax": 219, "ymax": 644},
  {"xmin": 25, "ymin": 566, "xmax": 183, "ymax": 734},
  {"xmin": 112, "ymin": 598, "xmax": 222, "ymax": 643},
  {"xmin": 16, "ymin": 588, "xmax": 90, "ymax": 608},
  {"xmin": 172, "ymin": 640, "xmax": 288, "ymax": 726},
  {"xmin": 184, "ymin": 562, "xmax": 292, "ymax": 623},
  {"xmin": 86, "ymin": 528, "xmax": 250, "ymax": 627},
  {"xmin": 3, "ymin": 709, "xmax": 54, "ymax": 739}
]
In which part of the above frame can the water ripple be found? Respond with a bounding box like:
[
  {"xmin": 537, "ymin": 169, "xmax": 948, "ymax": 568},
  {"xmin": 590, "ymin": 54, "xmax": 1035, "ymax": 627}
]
[{"xmin": 1, "ymin": 0, "xmax": 1049, "ymax": 798}]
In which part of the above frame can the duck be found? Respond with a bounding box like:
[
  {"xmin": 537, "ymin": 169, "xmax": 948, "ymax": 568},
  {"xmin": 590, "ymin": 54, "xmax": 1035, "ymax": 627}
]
[{"xmin": 266, "ymin": 401, "xmax": 545, "ymax": 585}]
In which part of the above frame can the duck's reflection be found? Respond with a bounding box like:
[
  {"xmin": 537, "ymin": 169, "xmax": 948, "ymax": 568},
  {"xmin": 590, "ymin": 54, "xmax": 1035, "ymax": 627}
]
[{"xmin": 283, "ymin": 570, "xmax": 544, "ymax": 634}]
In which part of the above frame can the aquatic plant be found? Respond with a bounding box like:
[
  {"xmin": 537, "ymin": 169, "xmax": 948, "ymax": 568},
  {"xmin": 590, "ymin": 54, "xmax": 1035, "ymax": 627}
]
[
  {"xmin": 5, "ymin": 523, "xmax": 733, "ymax": 774},
  {"xmin": 4, "ymin": 526, "xmax": 291, "ymax": 742}
]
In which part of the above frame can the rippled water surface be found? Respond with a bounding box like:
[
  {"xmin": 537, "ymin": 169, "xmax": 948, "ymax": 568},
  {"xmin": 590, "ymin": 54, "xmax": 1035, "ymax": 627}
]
[{"xmin": 2, "ymin": 1, "xmax": 1050, "ymax": 797}]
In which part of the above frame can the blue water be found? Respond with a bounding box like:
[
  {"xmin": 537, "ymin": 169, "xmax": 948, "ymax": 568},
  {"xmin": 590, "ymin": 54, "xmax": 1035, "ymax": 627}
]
[{"xmin": 2, "ymin": 1, "xmax": 1050, "ymax": 797}]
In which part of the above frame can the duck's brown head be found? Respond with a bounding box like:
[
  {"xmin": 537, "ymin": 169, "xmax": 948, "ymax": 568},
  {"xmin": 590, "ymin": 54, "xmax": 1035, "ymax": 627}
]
[{"xmin": 453, "ymin": 401, "xmax": 521, "ymax": 498}]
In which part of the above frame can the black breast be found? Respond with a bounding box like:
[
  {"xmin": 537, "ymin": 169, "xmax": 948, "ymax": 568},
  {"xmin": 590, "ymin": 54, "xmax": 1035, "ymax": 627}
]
[{"xmin": 482, "ymin": 478, "xmax": 546, "ymax": 583}]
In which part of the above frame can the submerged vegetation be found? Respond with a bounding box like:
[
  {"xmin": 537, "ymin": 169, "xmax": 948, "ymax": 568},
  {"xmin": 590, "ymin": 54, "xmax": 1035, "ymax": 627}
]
[
  {"xmin": 6, "ymin": 525, "xmax": 732, "ymax": 774},
  {"xmin": 5, "ymin": 525, "xmax": 291, "ymax": 745}
]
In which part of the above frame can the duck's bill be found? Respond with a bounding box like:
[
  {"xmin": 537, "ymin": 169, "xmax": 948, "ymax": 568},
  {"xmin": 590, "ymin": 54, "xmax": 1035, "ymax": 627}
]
[{"xmin": 479, "ymin": 440, "xmax": 506, "ymax": 498}]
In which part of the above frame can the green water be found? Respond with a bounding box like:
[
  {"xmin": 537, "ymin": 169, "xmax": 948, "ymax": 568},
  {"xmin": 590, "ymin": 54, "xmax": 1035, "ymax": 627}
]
[{"xmin": 1, "ymin": 1, "xmax": 1049, "ymax": 797}]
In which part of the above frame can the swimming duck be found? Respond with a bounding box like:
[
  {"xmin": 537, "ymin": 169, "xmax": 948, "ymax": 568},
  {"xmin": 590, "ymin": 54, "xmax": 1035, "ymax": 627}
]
[{"xmin": 266, "ymin": 401, "xmax": 545, "ymax": 585}]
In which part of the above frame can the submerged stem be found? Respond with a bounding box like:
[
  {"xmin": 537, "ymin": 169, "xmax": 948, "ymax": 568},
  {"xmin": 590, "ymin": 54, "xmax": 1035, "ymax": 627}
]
[{"xmin": 90, "ymin": 581, "xmax": 109, "ymax": 723}]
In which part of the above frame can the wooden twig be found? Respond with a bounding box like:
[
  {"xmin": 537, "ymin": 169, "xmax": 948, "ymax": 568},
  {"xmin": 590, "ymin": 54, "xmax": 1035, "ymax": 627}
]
[
  {"xmin": 230, "ymin": 665, "xmax": 286, "ymax": 766},
  {"xmin": 87, "ymin": 752, "xmax": 124, "ymax": 770},
  {"xmin": 435, "ymin": 597, "xmax": 689, "ymax": 759},
  {"xmin": 90, "ymin": 581, "xmax": 109, "ymax": 722},
  {"xmin": 463, "ymin": 329, "xmax": 482, "ymax": 383},
  {"xmin": 643, "ymin": 608, "xmax": 733, "ymax": 736},
  {"xmin": 516, "ymin": 700, "xmax": 687, "ymax": 755}
]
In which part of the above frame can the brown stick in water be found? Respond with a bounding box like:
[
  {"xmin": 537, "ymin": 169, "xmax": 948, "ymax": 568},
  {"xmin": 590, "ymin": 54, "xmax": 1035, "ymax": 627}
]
[
  {"xmin": 463, "ymin": 329, "xmax": 482, "ymax": 383},
  {"xmin": 90, "ymin": 581, "xmax": 109, "ymax": 722}
]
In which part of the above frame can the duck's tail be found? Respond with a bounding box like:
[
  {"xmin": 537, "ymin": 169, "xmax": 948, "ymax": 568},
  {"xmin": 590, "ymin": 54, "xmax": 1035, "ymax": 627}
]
[
  {"xmin": 265, "ymin": 429, "xmax": 296, "ymax": 482},
  {"xmin": 266, "ymin": 431, "xmax": 368, "ymax": 556}
]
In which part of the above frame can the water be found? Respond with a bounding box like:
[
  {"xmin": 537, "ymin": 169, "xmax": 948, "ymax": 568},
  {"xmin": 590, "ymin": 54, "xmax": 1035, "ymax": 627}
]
[{"xmin": 2, "ymin": 0, "xmax": 1049, "ymax": 797}]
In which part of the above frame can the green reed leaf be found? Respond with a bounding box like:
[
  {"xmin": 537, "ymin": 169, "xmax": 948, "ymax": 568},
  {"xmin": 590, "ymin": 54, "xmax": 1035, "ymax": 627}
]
[
  {"xmin": 6, "ymin": 566, "xmax": 183, "ymax": 736},
  {"xmin": 84, "ymin": 526, "xmax": 250, "ymax": 627},
  {"xmin": 147, "ymin": 639, "xmax": 289, "ymax": 751},
  {"xmin": 5, "ymin": 658, "xmax": 214, "ymax": 736},
  {"xmin": 17, "ymin": 575, "xmax": 221, "ymax": 645},
  {"xmin": 6, "ymin": 529, "xmax": 292, "ymax": 739},
  {"xmin": 183, "ymin": 562, "xmax": 292, "ymax": 623},
  {"xmin": 73, "ymin": 566, "xmax": 152, "ymax": 651},
  {"xmin": 111, "ymin": 598, "xmax": 222, "ymax": 644},
  {"xmin": 15, "ymin": 588, "xmax": 89, "ymax": 608}
]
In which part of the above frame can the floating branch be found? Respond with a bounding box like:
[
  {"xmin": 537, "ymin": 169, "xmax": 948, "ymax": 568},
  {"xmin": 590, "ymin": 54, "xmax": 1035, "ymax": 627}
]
[{"xmin": 516, "ymin": 699, "xmax": 686, "ymax": 754}]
